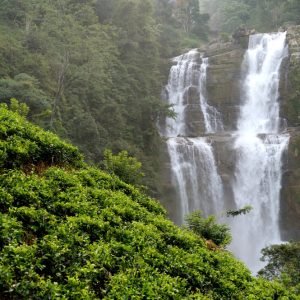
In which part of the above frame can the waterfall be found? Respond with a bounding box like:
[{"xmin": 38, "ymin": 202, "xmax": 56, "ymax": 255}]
[
  {"xmin": 161, "ymin": 33, "xmax": 289, "ymax": 272},
  {"xmin": 237, "ymin": 33, "xmax": 288, "ymax": 134},
  {"xmin": 163, "ymin": 49, "xmax": 200, "ymax": 137},
  {"xmin": 162, "ymin": 49, "xmax": 224, "ymax": 224},
  {"xmin": 230, "ymin": 32, "xmax": 289, "ymax": 272},
  {"xmin": 167, "ymin": 137, "xmax": 223, "ymax": 223}
]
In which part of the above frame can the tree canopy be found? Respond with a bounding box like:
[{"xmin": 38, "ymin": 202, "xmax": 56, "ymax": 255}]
[{"xmin": 0, "ymin": 0, "xmax": 210, "ymax": 194}]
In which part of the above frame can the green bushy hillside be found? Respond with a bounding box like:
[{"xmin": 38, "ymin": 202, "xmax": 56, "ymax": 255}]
[{"xmin": 0, "ymin": 107, "xmax": 297, "ymax": 299}]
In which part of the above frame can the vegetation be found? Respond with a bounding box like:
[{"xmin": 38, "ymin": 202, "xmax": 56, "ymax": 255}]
[
  {"xmin": 0, "ymin": 106, "xmax": 298, "ymax": 299},
  {"xmin": 0, "ymin": 0, "xmax": 210, "ymax": 194},
  {"xmin": 102, "ymin": 149, "xmax": 144, "ymax": 187},
  {"xmin": 0, "ymin": 1, "xmax": 300, "ymax": 298},
  {"xmin": 1, "ymin": 0, "xmax": 298, "ymax": 193},
  {"xmin": 226, "ymin": 205, "xmax": 253, "ymax": 217},
  {"xmin": 200, "ymin": 0, "xmax": 300, "ymax": 34},
  {"xmin": 0, "ymin": 104, "xmax": 83, "ymax": 170},
  {"xmin": 185, "ymin": 210, "xmax": 231, "ymax": 247},
  {"xmin": 259, "ymin": 241, "xmax": 300, "ymax": 295}
]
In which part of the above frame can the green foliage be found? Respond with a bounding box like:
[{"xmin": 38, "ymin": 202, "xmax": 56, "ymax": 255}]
[
  {"xmin": 218, "ymin": 0, "xmax": 300, "ymax": 32},
  {"xmin": 0, "ymin": 109, "xmax": 296, "ymax": 299},
  {"xmin": 226, "ymin": 205, "xmax": 253, "ymax": 217},
  {"xmin": 173, "ymin": 0, "xmax": 209, "ymax": 40},
  {"xmin": 259, "ymin": 241, "xmax": 300, "ymax": 295},
  {"xmin": 102, "ymin": 149, "xmax": 144, "ymax": 186},
  {"xmin": 205, "ymin": 0, "xmax": 300, "ymax": 34},
  {"xmin": 0, "ymin": 74, "xmax": 50, "ymax": 125},
  {"xmin": 0, "ymin": 106, "xmax": 83, "ymax": 169},
  {"xmin": 8, "ymin": 98, "xmax": 29, "ymax": 117},
  {"xmin": 0, "ymin": 0, "xmax": 197, "ymax": 194},
  {"xmin": 185, "ymin": 210, "xmax": 232, "ymax": 247}
]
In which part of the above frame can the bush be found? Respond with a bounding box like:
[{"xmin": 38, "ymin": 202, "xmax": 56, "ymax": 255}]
[
  {"xmin": 0, "ymin": 106, "xmax": 83, "ymax": 169},
  {"xmin": 102, "ymin": 149, "xmax": 144, "ymax": 187},
  {"xmin": 185, "ymin": 210, "xmax": 232, "ymax": 247},
  {"xmin": 0, "ymin": 109, "xmax": 297, "ymax": 299}
]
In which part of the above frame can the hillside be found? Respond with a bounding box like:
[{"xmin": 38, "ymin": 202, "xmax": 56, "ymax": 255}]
[{"xmin": 0, "ymin": 106, "xmax": 297, "ymax": 299}]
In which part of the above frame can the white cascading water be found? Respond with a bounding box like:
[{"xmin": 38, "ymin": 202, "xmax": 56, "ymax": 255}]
[
  {"xmin": 230, "ymin": 32, "xmax": 289, "ymax": 272},
  {"xmin": 167, "ymin": 138, "xmax": 223, "ymax": 223},
  {"xmin": 162, "ymin": 34, "xmax": 289, "ymax": 272},
  {"xmin": 163, "ymin": 50, "xmax": 224, "ymax": 223},
  {"xmin": 163, "ymin": 49, "xmax": 199, "ymax": 137}
]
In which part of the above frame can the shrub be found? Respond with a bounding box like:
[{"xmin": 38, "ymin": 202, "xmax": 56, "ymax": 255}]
[{"xmin": 185, "ymin": 210, "xmax": 232, "ymax": 247}]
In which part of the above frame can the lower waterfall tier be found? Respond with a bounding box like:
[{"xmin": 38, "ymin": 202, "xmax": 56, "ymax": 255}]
[{"xmin": 161, "ymin": 132, "xmax": 289, "ymax": 272}]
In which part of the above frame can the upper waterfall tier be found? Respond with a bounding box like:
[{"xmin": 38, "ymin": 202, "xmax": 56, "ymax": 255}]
[
  {"xmin": 238, "ymin": 32, "xmax": 288, "ymax": 134},
  {"xmin": 161, "ymin": 49, "xmax": 223, "ymax": 138}
]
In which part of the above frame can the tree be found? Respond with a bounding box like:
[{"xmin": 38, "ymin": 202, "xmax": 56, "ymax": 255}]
[
  {"xmin": 226, "ymin": 205, "xmax": 253, "ymax": 217},
  {"xmin": 0, "ymin": 74, "xmax": 50, "ymax": 124},
  {"xmin": 0, "ymin": 0, "xmax": 204, "ymax": 195},
  {"xmin": 283, "ymin": 0, "xmax": 300, "ymax": 24},
  {"xmin": 214, "ymin": 0, "xmax": 300, "ymax": 34},
  {"xmin": 174, "ymin": 0, "xmax": 209, "ymax": 38},
  {"xmin": 259, "ymin": 241, "xmax": 300, "ymax": 294},
  {"xmin": 220, "ymin": 0, "xmax": 251, "ymax": 33}
]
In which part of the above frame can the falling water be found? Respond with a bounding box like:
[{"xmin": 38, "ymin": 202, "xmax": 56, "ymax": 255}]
[
  {"xmin": 162, "ymin": 34, "xmax": 289, "ymax": 272},
  {"xmin": 163, "ymin": 49, "xmax": 200, "ymax": 137},
  {"xmin": 230, "ymin": 32, "xmax": 289, "ymax": 272},
  {"xmin": 167, "ymin": 138, "xmax": 223, "ymax": 223},
  {"xmin": 162, "ymin": 49, "xmax": 224, "ymax": 223}
]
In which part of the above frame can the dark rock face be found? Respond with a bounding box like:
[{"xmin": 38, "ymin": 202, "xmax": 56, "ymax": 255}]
[
  {"xmin": 280, "ymin": 26, "xmax": 300, "ymax": 240},
  {"xmin": 209, "ymin": 134, "xmax": 236, "ymax": 209},
  {"xmin": 183, "ymin": 86, "xmax": 207, "ymax": 136},
  {"xmin": 201, "ymin": 41, "xmax": 246, "ymax": 131},
  {"xmin": 281, "ymin": 129, "xmax": 300, "ymax": 240},
  {"xmin": 232, "ymin": 27, "xmax": 255, "ymax": 49},
  {"xmin": 281, "ymin": 25, "xmax": 300, "ymax": 126}
]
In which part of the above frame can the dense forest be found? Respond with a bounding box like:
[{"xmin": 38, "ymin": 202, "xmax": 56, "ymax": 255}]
[
  {"xmin": 0, "ymin": 0, "xmax": 299, "ymax": 191},
  {"xmin": 1, "ymin": 0, "xmax": 299, "ymax": 192},
  {"xmin": 0, "ymin": 0, "xmax": 211, "ymax": 194},
  {"xmin": 200, "ymin": 0, "xmax": 300, "ymax": 33}
]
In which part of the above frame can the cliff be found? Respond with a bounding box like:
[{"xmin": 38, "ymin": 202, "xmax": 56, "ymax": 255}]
[
  {"xmin": 203, "ymin": 27, "xmax": 300, "ymax": 240},
  {"xmin": 205, "ymin": 43, "xmax": 245, "ymax": 131},
  {"xmin": 160, "ymin": 27, "xmax": 300, "ymax": 241},
  {"xmin": 280, "ymin": 26, "xmax": 300, "ymax": 239}
]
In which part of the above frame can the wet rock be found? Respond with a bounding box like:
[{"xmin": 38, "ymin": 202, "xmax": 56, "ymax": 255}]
[
  {"xmin": 205, "ymin": 44, "xmax": 245, "ymax": 131},
  {"xmin": 232, "ymin": 27, "xmax": 254, "ymax": 49}
]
